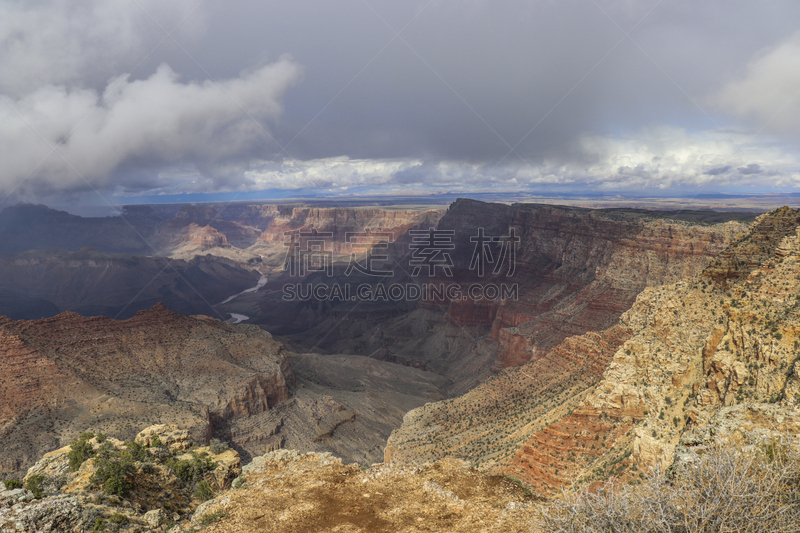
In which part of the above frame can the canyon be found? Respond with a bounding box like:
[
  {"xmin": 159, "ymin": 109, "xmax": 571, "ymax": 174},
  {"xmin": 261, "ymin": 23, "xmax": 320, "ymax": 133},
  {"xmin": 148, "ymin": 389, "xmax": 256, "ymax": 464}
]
[
  {"xmin": 2, "ymin": 197, "xmax": 783, "ymax": 507},
  {"xmin": 0, "ymin": 303, "xmax": 454, "ymax": 479},
  {"xmin": 386, "ymin": 206, "xmax": 800, "ymax": 499}
]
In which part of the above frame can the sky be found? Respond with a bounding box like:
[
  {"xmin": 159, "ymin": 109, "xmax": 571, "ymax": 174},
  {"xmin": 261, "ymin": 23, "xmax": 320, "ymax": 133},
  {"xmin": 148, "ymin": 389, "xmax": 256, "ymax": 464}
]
[{"xmin": 1, "ymin": 0, "xmax": 800, "ymax": 208}]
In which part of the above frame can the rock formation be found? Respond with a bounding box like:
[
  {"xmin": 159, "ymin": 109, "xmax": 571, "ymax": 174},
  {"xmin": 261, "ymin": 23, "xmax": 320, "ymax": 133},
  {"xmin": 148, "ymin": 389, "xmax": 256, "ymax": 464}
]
[
  {"xmin": 0, "ymin": 303, "xmax": 455, "ymax": 479},
  {"xmin": 173, "ymin": 449, "xmax": 538, "ymax": 533},
  {"xmin": 0, "ymin": 305, "xmax": 291, "ymax": 478},
  {"xmin": 0, "ymin": 424, "xmax": 240, "ymax": 532},
  {"xmin": 243, "ymin": 200, "xmax": 747, "ymax": 400},
  {"xmin": 387, "ymin": 206, "xmax": 800, "ymax": 497}
]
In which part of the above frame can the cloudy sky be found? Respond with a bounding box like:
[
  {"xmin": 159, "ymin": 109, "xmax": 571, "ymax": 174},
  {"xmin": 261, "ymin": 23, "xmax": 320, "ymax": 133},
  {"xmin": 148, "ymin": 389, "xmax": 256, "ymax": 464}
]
[{"xmin": 1, "ymin": 0, "xmax": 799, "ymax": 207}]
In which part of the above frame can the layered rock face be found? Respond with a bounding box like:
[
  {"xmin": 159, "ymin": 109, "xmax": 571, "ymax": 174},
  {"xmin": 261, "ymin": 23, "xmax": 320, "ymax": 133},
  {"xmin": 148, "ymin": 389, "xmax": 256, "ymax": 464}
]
[
  {"xmin": 0, "ymin": 303, "xmax": 455, "ymax": 478},
  {"xmin": 384, "ymin": 324, "xmax": 632, "ymax": 470},
  {"xmin": 254, "ymin": 206, "xmax": 444, "ymax": 253},
  {"xmin": 252, "ymin": 201, "xmax": 745, "ymax": 380},
  {"xmin": 0, "ymin": 304, "xmax": 292, "ymax": 477},
  {"xmin": 261, "ymin": 207, "xmax": 442, "ymax": 243},
  {"xmin": 440, "ymin": 200, "xmax": 746, "ymax": 368},
  {"xmin": 178, "ymin": 223, "xmax": 231, "ymax": 249},
  {"xmin": 0, "ymin": 202, "xmax": 445, "ymax": 266},
  {"xmin": 387, "ymin": 206, "xmax": 800, "ymax": 497}
]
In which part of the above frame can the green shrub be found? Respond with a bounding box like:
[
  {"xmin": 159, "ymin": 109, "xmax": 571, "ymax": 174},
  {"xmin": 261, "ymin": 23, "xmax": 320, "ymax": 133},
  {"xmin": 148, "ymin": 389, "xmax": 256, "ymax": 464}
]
[
  {"xmin": 91, "ymin": 445, "xmax": 134, "ymax": 497},
  {"xmin": 68, "ymin": 432, "xmax": 97, "ymax": 471},
  {"xmin": 109, "ymin": 513, "xmax": 128, "ymax": 525},
  {"xmin": 194, "ymin": 480, "xmax": 214, "ymax": 501},
  {"xmin": 3, "ymin": 478, "xmax": 22, "ymax": 490},
  {"xmin": 167, "ymin": 452, "xmax": 217, "ymax": 484},
  {"xmin": 123, "ymin": 441, "xmax": 153, "ymax": 463},
  {"xmin": 25, "ymin": 474, "xmax": 45, "ymax": 499}
]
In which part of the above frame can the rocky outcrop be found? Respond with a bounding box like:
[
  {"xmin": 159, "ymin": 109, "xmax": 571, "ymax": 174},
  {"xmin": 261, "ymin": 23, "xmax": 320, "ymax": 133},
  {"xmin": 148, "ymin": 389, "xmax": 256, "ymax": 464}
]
[
  {"xmin": 257, "ymin": 206, "xmax": 444, "ymax": 248},
  {"xmin": 0, "ymin": 424, "xmax": 241, "ymax": 532},
  {"xmin": 513, "ymin": 207, "xmax": 800, "ymax": 492},
  {"xmin": 673, "ymin": 403, "xmax": 800, "ymax": 469},
  {"xmin": 0, "ymin": 306, "xmax": 293, "ymax": 479},
  {"xmin": 135, "ymin": 425, "xmax": 192, "ymax": 451},
  {"xmin": 704, "ymin": 206, "xmax": 800, "ymax": 283},
  {"xmin": 385, "ymin": 324, "xmax": 632, "ymax": 471},
  {"xmin": 173, "ymin": 449, "xmax": 537, "ymax": 533},
  {"xmin": 476, "ymin": 202, "xmax": 746, "ymax": 368}
]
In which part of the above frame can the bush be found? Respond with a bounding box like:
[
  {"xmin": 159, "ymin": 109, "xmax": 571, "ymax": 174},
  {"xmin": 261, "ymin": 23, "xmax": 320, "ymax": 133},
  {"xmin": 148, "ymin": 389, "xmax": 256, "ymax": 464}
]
[
  {"xmin": 68, "ymin": 432, "xmax": 96, "ymax": 471},
  {"xmin": 25, "ymin": 474, "xmax": 46, "ymax": 499},
  {"xmin": 167, "ymin": 452, "xmax": 217, "ymax": 485},
  {"xmin": 91, "ymin": 444, "xmax": 134, "ymax": 497},
  {"xmin": 123, "ymin": 441, "xmax": 153, "ymax": 463},
  {"xmin": 194, "ymin": 480, "xmax": 214, "ymax": 501},
  {"xmin": 538, "ymin": 441, "xmax": 800, "ymax": 532},
  {"xmin": 3, "ymin": 478, "xmax": 22, "ymax": 490},
  {"xmin": 109, "ymin": 513, "xmax": 128, "ymax": 525},
  {"xmin": 209, "ymin": 438, "xmax": 229, "ymax": 455},
  {"xmin": 95, "ymin": 460, "xmax": 134, "ymax": 496}
]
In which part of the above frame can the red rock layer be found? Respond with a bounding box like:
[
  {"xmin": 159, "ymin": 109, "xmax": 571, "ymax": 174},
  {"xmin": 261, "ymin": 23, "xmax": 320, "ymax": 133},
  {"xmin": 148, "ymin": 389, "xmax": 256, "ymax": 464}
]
[
  {"xmin": 412, "ymin": 201, "xmax": 744, "ymax": 369},
  {"xmin": 258, "ymin": 207, "xmax": 444, "ymax": 252},
  {"xmin": 506, "ymin": 412, "xmax": 636, "ymax": 495},
  {"xmin": 384, "ymin": 324, "xmax": 632, "ymax": 470},
  {"xmin": 0, "ymin": 304, "xmax": 293, "ymax": 476},
  {"xmin": 179, "ymin": 223, "xmax": 231, "ymax": 248}
]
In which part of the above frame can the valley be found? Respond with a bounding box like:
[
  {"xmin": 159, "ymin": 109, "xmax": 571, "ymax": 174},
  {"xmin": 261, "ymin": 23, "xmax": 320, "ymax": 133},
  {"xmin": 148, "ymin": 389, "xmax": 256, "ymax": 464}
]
[{"xmin": 0, "ymin": 198, "xmax": 759, "ymax": 492}]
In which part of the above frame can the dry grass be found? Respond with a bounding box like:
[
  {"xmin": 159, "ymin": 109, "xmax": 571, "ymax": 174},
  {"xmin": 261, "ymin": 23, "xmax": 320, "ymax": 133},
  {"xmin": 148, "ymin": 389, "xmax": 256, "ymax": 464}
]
[{"xmin": 537, "ymin": 440, "xmax": 800, "ymax": 533}]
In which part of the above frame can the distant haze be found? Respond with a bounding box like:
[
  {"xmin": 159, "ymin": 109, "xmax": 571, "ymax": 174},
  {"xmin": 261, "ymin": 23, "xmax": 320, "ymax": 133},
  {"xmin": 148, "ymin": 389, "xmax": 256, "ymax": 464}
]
[{"xmin": 1, "ymin": 0, "xmax": 799, "ymax": 208}]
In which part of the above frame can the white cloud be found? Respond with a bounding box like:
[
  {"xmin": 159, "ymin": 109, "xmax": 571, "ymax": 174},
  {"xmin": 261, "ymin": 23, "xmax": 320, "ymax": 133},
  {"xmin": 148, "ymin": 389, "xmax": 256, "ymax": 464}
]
[
  {"xmin": 0, "ymin": 60, "xmax": 302, "ymax": 195},
  {"xmin": 216, "ymin": 127, "xmax": 800, "ymax": 196}
]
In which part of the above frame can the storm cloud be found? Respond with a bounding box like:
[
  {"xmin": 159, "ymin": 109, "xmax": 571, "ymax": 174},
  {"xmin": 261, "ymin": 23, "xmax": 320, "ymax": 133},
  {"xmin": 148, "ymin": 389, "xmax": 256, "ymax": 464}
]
[{"xmin": 1, "ymin": 0, "xmax": 799, "ymax": 202}]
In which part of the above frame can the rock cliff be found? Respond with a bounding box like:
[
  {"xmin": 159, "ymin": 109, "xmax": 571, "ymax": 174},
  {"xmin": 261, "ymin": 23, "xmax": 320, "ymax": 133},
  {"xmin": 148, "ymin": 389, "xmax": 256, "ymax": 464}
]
[
  {"xmin": 0, "ymin": 302, "xmax": 457, "ymax": 478},
  {"xmin": 388, "ymin": 206, "xmax": 800, "ymax": 497},
  {"xmin": 250, "ymin": 201, "xmax": 747, "ymax": 396},
  {"xmin": 0, "ymin": 305, "xmax": 292, "ymax": 478}
]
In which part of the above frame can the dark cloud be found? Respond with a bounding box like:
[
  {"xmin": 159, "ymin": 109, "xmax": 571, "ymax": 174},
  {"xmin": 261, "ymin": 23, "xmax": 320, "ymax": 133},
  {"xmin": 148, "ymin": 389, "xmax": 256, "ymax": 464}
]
[
  {"xmin": 1, "ymin": 0, "xmax": 799, "ymax": 202},
  {"xmin": 705, "ymin": 166, "xmax": 732, "ymax": 176},
  {"xmin": 738, "ymin": 164, "xmax": 762, "ymax": 175}
]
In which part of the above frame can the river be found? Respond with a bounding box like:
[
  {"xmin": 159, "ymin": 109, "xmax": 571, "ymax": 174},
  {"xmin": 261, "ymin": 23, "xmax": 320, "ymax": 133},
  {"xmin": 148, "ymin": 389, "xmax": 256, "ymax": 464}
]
[{"xmin": 220, "ymin": 273, "xmax": 268, "ymax": 324}]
